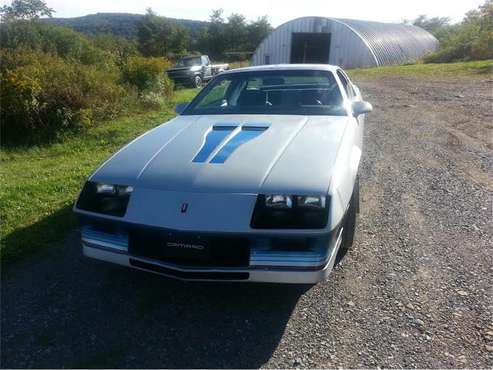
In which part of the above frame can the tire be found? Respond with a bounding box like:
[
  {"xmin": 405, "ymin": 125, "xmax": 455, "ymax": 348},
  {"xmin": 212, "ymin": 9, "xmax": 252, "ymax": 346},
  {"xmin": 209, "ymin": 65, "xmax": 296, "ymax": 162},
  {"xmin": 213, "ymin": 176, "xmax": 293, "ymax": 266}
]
[
  {"xmin": 335, "ymin": 179, "xmax": 359, "ymax": 264},
  {"xmin": 193, "ymin": 75, "xmax": 202, "ymax": 88},
  {"xmin": 355, "ymin": 175, "xmax": 360, "ymax": 214}
]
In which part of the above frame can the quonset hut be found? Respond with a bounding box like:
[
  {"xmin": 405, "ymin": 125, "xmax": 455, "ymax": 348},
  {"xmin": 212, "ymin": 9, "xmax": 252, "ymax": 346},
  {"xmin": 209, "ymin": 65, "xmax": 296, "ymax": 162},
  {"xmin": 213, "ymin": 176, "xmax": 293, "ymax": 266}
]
[{"xmin": 251, "ymin": 17, "xmax": 438, "ymax": 68}]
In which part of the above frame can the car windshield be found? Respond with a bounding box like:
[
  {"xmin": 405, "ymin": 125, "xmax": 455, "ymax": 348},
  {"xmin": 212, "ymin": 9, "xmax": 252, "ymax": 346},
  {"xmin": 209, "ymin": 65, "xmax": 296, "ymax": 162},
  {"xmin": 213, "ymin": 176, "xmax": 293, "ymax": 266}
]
[
  {"xmin": 183, "ymin": 70, "xmax": 347, "ymax": 116},
  {"xmin": 175, "ymin": 57, "xmax": 201, "ymax": 67}
]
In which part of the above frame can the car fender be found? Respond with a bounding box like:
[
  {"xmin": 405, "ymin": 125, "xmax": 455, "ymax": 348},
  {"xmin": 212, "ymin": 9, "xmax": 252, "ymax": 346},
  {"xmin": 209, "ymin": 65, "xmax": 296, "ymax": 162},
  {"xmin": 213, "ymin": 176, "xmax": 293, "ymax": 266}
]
[{"xmin": 328, "ymin": 118, "xmax": 362, "ymax": 229}]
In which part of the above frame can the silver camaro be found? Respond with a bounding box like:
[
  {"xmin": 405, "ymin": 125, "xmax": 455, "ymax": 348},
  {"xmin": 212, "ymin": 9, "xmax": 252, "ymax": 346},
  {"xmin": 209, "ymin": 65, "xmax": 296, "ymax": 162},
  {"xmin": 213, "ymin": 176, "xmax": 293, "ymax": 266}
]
[{"xmin": 73, "ymin": 64, "xmax": 372, "ymax": 284}]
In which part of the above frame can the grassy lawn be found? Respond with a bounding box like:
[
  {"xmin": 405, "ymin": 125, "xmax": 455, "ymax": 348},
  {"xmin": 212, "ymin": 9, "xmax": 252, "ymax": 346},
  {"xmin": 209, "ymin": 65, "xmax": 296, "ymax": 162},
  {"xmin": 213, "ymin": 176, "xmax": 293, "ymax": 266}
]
[
  {"xmin": 0, "ymin": 88, "xmax": 198, "ymax": 263},
  {"xmin": 348, "ymin": 59, "xmax": 493, "ymax": 79}
]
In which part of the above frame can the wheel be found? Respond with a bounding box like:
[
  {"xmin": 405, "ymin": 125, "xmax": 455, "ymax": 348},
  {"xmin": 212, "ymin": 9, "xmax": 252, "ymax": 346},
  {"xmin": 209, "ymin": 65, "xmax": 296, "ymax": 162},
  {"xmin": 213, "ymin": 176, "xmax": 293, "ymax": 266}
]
[
  {"xmin": 193, "ymin": 75, "xmax": 202, "ymax": 88},
  {"xmin": 335, "ymin": 178, "xmax": 359, "ymax": 264}
]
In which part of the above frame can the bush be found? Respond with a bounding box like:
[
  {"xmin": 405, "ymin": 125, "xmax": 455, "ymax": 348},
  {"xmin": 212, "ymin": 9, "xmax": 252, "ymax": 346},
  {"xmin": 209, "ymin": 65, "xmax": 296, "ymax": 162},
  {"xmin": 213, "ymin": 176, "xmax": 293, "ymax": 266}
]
[
  {"xmin": 424, "ymin": 0, "xmax": 493, "ymax": 63},
  {"xmin": 0, "ymin": 49, "xmax": 126, "ymax": 144},
  {"xmin": 0, "ymin": 20, "xmax": 110, "ymax": 66},
  {"xmin": 121, "ymin": 56, "xmax": 173, "ymax": 106},
  {"xmin": 92, "ymin": 33, "xmax": 139, "ymax": 66},
  {"xmin": 0, "ymin": 20, "xmax": 176, "ymax": 145}
]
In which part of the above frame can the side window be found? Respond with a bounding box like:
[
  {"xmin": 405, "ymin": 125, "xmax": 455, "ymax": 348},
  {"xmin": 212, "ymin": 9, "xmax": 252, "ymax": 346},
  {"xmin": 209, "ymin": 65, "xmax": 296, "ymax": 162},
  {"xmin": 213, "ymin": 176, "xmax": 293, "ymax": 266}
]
[
  {"xmin": 337, "ymin": 70, "xmax": 355, "ymax": 99},
  {"xmin": 196, "ymin": 79, "xmax": 231, "ymax": 108}
]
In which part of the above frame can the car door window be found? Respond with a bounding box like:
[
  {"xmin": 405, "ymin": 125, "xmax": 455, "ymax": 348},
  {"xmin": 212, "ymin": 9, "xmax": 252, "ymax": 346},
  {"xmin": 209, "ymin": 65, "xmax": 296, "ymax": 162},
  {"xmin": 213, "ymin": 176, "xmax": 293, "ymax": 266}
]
[
  {"xmin": 337, "ymin": 70, "xmax": 356, "ymax": 99},
  {"xmin": 196, "ymin": 79, "xmax": 233, "ymax": 108}
]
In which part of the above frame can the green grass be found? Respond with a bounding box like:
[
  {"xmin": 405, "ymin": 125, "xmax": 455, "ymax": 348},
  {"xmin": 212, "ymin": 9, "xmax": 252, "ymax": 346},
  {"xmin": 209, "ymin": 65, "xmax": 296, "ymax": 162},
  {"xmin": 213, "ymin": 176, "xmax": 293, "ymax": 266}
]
[
  {"xmin": 348, "ymin": 59, "xmax": 493, "ymax": 79},
  {"xmin": 0, "ymin": 88, "xmax": 198, "ymax": 263}
]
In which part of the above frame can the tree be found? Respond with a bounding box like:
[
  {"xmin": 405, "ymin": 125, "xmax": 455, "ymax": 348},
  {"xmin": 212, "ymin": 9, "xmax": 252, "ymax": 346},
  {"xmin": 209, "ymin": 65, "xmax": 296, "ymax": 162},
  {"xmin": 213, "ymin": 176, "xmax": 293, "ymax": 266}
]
[
  {"xmin": 137, "ymin": 8, "xmax": 189, "ymax": 57},
  {"xmin": 245, "ymin": 16, "xmax": 272, "ymax": 52},
  {"xmin": 459, "ymin": 0, "xmax": 493, "ymax": 60},
  {"xmin": 203, "ymin": 9, "xmax": 227, "ymax": 58},
  {"xmin": 423, "ymin": 0, "xmax": 493, "ymax": 62},
  {"xmin": 198, "ymin": 10, "xmax": 272, "ymax": 59},
  {"xmin": 0, "ymin": 0, "xmax": 54, "ymax": 21},
  {"xmin": 225, "ymin": 13, "xmax": 247, "ymax": 51},
  {"xmin": 410, "ymin": 15, "xmax": 452, "ymax": 41},
  {"xmin": 93, "ymin": 33, "xmax": 139, "ymax": 65}
]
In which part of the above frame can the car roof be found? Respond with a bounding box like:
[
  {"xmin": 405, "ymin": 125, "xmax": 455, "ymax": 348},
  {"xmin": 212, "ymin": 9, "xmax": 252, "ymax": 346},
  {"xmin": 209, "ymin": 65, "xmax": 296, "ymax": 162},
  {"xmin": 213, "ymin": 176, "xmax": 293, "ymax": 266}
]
[{"xmin": 221, "ymin": 64, "xmax": 340, "ymax": 75}]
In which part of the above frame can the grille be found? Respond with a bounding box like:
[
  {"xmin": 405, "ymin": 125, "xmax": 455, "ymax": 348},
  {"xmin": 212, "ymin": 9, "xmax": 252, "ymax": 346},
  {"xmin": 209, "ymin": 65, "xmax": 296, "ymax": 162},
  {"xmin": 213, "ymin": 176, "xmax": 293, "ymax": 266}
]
[
  {"xmin": 130, "ymin": 259, "xmax": 249, "ymax": 280},
  {"xmin": 128, "ymin": 228, "xmax": 250, "ymax": 268}
]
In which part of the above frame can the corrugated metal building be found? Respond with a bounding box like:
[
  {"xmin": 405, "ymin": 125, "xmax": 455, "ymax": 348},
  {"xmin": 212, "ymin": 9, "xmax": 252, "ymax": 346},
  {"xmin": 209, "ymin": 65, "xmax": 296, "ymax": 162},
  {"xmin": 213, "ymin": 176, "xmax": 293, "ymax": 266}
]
[{"xmin": 251, "ymin": 17, "xmax": 439, "ymax": 68}]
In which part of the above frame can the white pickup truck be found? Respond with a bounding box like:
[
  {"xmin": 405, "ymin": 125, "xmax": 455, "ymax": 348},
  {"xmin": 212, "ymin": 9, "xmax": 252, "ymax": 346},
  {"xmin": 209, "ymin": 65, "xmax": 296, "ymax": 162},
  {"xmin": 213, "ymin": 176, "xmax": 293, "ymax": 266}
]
[{"xmin": 166, "ymin": 55, "xmax": 229, "ymax": 88}]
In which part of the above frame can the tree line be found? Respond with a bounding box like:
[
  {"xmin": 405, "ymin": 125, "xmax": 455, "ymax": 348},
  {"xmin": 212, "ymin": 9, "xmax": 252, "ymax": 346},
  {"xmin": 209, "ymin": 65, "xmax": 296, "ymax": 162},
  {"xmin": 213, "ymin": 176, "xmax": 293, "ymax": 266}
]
[
  {"xmin": 407, "ymin": 0, "xmax": 492, "ymax": 63},
  {"xmin": 1, "ymin": 1, "xmax": 273, "ymax": 61},
  {"xmin": 136, "ymin": 8, "xmax": 272, "ymax": 60}
]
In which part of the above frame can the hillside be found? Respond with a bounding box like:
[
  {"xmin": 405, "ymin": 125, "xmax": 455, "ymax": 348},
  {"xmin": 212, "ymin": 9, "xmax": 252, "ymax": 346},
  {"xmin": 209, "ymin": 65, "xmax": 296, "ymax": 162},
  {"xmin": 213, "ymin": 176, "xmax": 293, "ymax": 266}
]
[{"xmin": 44, "ymin": 12, "xmax": 209, "ymax": 39}]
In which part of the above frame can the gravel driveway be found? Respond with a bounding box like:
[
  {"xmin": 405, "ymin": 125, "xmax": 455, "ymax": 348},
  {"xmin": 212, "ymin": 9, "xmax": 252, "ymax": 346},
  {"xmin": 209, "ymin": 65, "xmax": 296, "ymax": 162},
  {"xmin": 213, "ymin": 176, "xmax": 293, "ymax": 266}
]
[{"xmin": 2, "ymin": 76, "xmax": 492, "ymax": 368}]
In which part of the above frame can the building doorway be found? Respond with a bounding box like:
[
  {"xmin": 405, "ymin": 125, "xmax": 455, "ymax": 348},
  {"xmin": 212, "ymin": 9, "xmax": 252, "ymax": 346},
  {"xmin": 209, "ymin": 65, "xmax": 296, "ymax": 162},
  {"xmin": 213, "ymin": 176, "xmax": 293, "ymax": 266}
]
[{"xmin": 290, "ymin": 32, "xmax": 331, "ymax": 64}]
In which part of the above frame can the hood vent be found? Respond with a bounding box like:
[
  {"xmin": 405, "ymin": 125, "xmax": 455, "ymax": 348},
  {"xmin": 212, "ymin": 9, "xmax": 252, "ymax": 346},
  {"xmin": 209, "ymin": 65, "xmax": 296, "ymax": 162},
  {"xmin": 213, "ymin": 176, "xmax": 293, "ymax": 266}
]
[{"xmin": 193, "ymin": 123, "xmax": 269, "ymax": 164}]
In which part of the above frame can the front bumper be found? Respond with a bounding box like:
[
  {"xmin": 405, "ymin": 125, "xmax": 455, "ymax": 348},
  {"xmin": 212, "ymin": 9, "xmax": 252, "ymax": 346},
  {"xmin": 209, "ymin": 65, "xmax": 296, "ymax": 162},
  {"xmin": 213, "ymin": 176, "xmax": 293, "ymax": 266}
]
[{"xmin": 80, "ymin": 226, "xmax": 343, "ymax": 284}]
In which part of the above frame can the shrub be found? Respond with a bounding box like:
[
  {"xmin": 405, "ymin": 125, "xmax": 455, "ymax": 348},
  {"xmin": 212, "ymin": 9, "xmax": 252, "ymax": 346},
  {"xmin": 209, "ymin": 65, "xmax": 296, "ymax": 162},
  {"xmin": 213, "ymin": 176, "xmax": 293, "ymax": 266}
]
[
  {"xmin": 0, "ymin": 21, "xmax": 176, "ymax": 145},
  {"xmin": 92, "ymin": 33, "xmax": 139, "ymax": 66},
  {"xmin": 121, "ymin": 56, "xmax": 171, "ymax": 91},
  {"xmin": 121, "ymin": 56, "xmax": 173, "ymax": 106},
  {"xmin": 424, "ymin": 0, "xmax": 493, "ymax": 63},
  {"xmin": 0, "ymin": 49, "xmax": 126, "ymax": 144}
]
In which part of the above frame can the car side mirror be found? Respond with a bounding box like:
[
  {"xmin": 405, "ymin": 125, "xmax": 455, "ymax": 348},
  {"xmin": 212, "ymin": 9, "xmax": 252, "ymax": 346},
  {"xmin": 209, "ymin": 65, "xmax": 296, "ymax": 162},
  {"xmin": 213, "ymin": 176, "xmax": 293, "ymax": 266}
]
[
  {"xmin": 175, "ymin": 102, "xmax": 189, "ymax": 114},
  {"xmin": 352, "ymin": 100, "xmax": 373, "ymax": 117}
]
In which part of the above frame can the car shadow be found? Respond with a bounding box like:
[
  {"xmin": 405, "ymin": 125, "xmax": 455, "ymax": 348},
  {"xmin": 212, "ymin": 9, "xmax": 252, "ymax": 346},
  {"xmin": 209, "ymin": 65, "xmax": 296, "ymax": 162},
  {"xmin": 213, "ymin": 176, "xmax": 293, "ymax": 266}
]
[
  {"xmin": 1, "ymin": 204, "xmax": 76, "ymax": 265},
  {"xmin": 1, "ymin": 229, "xmax": 308, "ymax": 368}
]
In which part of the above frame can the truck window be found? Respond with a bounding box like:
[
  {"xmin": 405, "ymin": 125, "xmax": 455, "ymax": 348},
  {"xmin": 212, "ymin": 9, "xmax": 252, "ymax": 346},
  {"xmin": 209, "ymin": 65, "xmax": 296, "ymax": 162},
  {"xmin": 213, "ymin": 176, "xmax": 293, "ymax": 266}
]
[{"xmin": 176, "ymin": 57, "xmax": 201, "ymax": 67}]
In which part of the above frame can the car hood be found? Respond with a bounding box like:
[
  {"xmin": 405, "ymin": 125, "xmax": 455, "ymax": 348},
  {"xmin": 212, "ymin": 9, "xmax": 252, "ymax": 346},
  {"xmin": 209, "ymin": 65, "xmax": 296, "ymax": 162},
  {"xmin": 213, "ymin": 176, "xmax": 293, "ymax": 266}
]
[{"xmin": 90, "ymin": 114, "xmax": 349, "ymax": 195}]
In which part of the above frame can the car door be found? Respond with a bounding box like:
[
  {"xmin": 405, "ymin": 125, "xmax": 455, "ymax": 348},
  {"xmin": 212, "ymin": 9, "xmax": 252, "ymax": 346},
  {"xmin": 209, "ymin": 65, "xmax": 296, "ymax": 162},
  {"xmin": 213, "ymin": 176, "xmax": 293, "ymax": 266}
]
[{"xmin": 337, "ymin": 69, "xmax": 364, "ymax": 154}]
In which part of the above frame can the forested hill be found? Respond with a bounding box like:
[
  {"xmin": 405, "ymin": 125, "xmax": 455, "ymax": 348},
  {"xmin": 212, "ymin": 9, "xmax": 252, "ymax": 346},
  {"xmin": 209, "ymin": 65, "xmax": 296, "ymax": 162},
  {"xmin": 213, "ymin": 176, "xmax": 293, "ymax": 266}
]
[{"xmin": 44, "ymin": 13, "xmax": 209, "ymax": 39}]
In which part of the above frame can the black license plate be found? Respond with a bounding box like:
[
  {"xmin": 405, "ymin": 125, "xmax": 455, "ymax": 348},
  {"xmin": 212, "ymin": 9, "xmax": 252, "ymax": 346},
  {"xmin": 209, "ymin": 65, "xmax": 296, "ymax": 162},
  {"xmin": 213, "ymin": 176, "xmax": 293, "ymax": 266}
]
[
  {"xmin": 162, "ymin": 236, "xmax": 210, "ymax": 262},
  {"xmin": 129, "ymin": 230, "xmax": 210, "ymax": 264},
  {"xmin": 129, "ymin": 229, "xmax": 250, "ymax": 267}
]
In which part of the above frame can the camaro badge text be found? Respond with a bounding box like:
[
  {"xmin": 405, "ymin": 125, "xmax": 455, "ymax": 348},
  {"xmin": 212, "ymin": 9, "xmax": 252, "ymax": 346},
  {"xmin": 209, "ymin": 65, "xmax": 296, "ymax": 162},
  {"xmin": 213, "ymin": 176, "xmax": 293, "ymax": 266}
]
[{"xmin": 166, "ymin": 242, "xmax": 205, "ymax": 251}]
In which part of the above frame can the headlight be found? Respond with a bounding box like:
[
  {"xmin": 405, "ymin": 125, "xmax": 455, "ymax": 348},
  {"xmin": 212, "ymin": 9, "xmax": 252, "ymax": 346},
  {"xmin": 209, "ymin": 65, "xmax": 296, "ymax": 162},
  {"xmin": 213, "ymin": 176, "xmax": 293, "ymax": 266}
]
[
  {"xmin": 96, "ymin": 183, "xmax": 115, "ymax": 194},
  {"xmin": 265, "ymin": 195, "xmax": 293, "ymax": 208},
  {"xmin": 76, "ymin": 181, "xmax": 133, "ymax": 217},
  {"xmin": 296, "ymin": 195, "xmax": 326, "ymax": 209},
  {"xmin": 251, "ymin": 194, "xmax": 329, "ymax": 229}
]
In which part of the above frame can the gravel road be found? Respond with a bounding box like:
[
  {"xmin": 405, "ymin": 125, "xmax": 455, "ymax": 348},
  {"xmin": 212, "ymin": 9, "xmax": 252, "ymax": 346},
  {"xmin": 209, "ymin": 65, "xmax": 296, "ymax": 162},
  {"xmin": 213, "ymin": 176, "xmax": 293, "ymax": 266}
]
[{"xmin": 2, "ymin": 76, "xmax": 492, "ymax": 368}]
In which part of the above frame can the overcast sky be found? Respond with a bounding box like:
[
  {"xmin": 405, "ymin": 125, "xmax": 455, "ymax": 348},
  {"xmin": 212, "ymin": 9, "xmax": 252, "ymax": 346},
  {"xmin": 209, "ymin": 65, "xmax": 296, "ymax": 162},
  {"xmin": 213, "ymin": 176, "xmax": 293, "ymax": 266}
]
[{"xmin": 1, "ymin": 0, "xmax": 485, "ymax": 25}]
